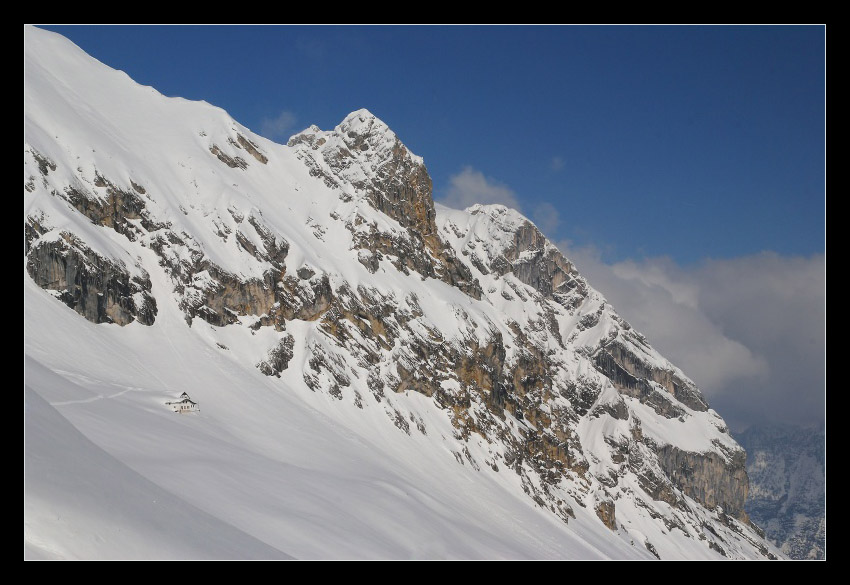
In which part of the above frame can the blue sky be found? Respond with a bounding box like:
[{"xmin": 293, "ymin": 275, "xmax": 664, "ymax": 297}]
[
  {"xmin": 34, "ymin": 25, "xmax": 825, "ymax": 429},
  {"xmin": 41, "ymin": 25, "xmax": 824, "ymax": 265}
]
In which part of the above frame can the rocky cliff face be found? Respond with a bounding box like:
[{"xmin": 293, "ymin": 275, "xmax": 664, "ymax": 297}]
[
  {"xmin": 24, "ymin": 26, "xmax": 776, "ymax": 559},
  {"xmin": 734, "ymin": 424, "xmax": 825, "ymax": 559},
  {"xmin": 26, "ymin": 233, "xmax": 157, "ymax": 326},
  {"xmin": 25, "ymin": 190, "xmax": 157, "ymax": 328},
  {"xmin": 289, "ymin": 111, "xmax": 481, "ymax": 300}
]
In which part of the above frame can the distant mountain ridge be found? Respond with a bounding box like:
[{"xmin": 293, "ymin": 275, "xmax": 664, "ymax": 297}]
[
  {"xmin": 24, "ymin": 26, "xmax": 777, "ymax": 559},
  {"xmin": 735, "ymin": 423, "xmax": 825, "ymax": 559}
]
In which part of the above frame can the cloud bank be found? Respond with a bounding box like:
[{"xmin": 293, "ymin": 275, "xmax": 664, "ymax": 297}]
[
  {"xmin": 260, "ymin": 110, "xmax": 298, "ymax": 141},
  {"xmin": 438, "ymin": 167, "xmax": 521, "ymax": 211},
  {"xmin": 560, "ymin": 245, "xmax": 825, "ymax": 430},
  {"xmin": 439, "ymin": 167, "xmax": 561, "ymax": 238},
  {"xmin": 532, "ymin": 202, "xmax": 561, "ymax": 236}
]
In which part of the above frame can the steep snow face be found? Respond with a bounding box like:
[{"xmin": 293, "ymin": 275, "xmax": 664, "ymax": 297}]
[{"xmin": 24, "ymin": 26, "xmax": 777, "ymax": 559}]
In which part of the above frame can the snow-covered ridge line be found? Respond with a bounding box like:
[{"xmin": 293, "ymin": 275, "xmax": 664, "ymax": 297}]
[{"xmin": 24, "ymin": 25, "xmax": 777, "ymax": 560}]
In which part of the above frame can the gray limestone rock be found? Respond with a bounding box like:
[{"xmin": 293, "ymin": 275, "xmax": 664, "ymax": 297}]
[{"xmin": 26, "ymin": 233, "xmax": 157, "ymax": 326}]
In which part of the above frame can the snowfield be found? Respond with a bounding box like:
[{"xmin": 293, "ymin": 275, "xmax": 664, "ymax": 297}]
[{"xmin": 24, "ymin": 274, "xmax": 647, "ymax": 559}]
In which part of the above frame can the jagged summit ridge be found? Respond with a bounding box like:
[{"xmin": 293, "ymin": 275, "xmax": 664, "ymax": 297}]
[
  {"xmin": 294, "ymin": 107, "xmax": 419, "ymax": 162},
  {"xmin": 24, "ymin": 26, "xmax": 776, "ymax": 559},
  {"xmin": 288, "ymin": 107, "xmax": 481, "ymax": 298},
  {"xmin": 288, "ymin": 107, "xmax": 430, "ymax": 228}
]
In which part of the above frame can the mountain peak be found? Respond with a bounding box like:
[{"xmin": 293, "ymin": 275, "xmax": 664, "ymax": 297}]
[
  {"xmin": 336, "ymin": 109, "xmax": 398, "ymax": 150},
  {"xmin": 25, "ymin": 27, "xmax": 777, "ymax": 560},
  {"xmin": 288, "ymin": 109, "xmax": 420, "ymax": 164},
  {"xmin": 286, "ymin": 107, "xmax": 481, "ymax": 299},
  {"xmin": 338, "ymin": 108, "xmax": 380, "ymax": 130}
]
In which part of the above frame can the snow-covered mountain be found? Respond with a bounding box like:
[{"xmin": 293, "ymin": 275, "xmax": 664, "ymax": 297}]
[
  {"xmin": 24, "ymin": 26, "xmax": 778, "ymax": 559},
  {"xmin": 734, "ymin": 424, "xmax": 825, "ymax": 559}
]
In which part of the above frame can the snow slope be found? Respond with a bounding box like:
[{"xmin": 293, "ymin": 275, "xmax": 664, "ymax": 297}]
[
  {"xmin": 23, "ymin": 265, "xmax": 645, "ymax": 560},
  {"xmin": 24, "ymin": 379, "xmax": 291, "ymax": 560},
  {"xmin": 24, "ymin": 25, "xmax": 777, "ymax": 559}
]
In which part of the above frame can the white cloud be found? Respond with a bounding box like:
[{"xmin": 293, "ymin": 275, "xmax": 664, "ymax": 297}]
[
  {"xmin": 550, "ymin": 156, "xmax": 565, "ymax": 172},
  {"xmin": 559, "ymin": 243, "xmax": 825, "ymax": 430},
  {"xmin": 532, "ymin": 202, "xmax": 561, "ymax": 237},
  {"xmin": 260, "ymin": 110, "xmax": 298, "ymax": 141},
  {"xmin": 438, "ymin": 167, "xmax": 521, "ymax": 211}
]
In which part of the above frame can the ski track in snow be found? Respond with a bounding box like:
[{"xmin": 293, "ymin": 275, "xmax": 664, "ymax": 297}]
[
  {"xmin": 49, "ymin": 386, "xmax": 138, "ymax": 406},
  {"xmin": 47, "ymin": 372, "xmax": 145, "ymax": 406}
]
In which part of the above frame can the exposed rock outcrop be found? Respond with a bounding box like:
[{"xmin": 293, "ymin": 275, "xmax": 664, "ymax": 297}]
[
  {"xmin": 595, "ymin": 499, "xmax": 617, "ymax": 531},
  {"xmin": 210, "ymin": 144, "xmax": 247, "ymax": 169},
  {"xmin": 179, "ymin": 264, "xmax": 278, "ymax": 327},
  {"xmin": 63, "ymin": 178, "xmax": 166, "ymax": 241},
  {"xmin": 26, "ymin": 232, "xmax": 157, "ymax": 326},
  {"xmin": 599, "ymin": 338, "xmax": 708, "ymax": 412},
  {"xmin": 257, "ymin": 334, "xmax": 295, "ymax": 377},
  {"xmin": 234, "ymin": 134, "xmax": 268, "ymax": 164},
  {"xmin": 289, "ymin": 109, "xmax": 482, "ymax": 299},
  {"xmin": 657, "ymin": 444, "xmax": 749, "ymax": 520},
  {"xmin": 490, "ymin": 219, "xmax": 586, "ymax": 307}
]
